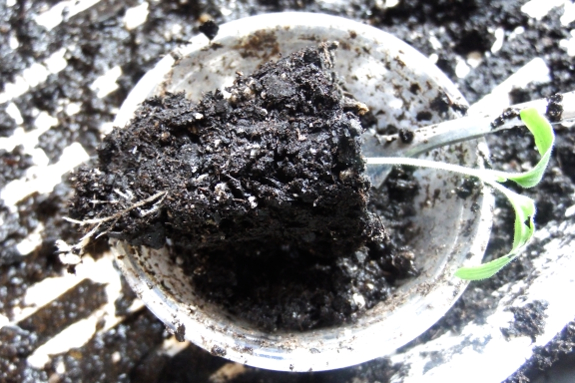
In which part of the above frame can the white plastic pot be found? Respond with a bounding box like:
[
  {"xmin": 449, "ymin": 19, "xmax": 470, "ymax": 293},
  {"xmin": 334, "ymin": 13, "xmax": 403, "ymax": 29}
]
[{"xmin": 111, "ymin": 12, "xmax": 493, "ymax": 372}]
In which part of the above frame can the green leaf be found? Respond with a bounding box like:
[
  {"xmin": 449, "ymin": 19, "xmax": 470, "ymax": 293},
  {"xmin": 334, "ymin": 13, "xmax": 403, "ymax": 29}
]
[
  {"xmin": 454, "ymin": 183, "xmax": 535, "ymax": 280},
  {"xmin": 454, "ymin": 255, "xmax": 512, "ymax": 280},
  {"xmin": 490, "ymin": 108, "xmax": 555, "ymax": 188},
  {"xmin": 495, "ymin": 183, "xmax": 536, "ymax": 252},
  {"xmin": 455, "ymin": 108, "xmax": 551, "ymax": 281}
]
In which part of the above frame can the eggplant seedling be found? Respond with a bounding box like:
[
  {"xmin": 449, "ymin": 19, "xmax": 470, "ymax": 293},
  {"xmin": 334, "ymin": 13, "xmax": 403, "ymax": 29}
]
[{"xmin": 367, "ymin": 108, "xmax": 555, "ymax": 280}]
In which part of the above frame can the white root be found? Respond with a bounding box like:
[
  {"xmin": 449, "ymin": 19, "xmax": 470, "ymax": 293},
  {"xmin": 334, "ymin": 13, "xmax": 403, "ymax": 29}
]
[{"xmin": 58, "ymin": 191, "xmax": 167, "ymax": 261}]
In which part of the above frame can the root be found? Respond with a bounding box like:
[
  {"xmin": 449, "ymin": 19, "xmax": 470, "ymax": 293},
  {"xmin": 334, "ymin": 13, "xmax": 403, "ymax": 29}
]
[{"xmin": 58, "ymin": 191, "xmax": 167, "ymax": 265}]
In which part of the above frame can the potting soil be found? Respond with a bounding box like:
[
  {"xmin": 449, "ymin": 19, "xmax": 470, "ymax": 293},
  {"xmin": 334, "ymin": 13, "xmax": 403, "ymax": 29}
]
[{"xmin": 70, "ymin": 45, "xmax": 417, "ymax": 331}]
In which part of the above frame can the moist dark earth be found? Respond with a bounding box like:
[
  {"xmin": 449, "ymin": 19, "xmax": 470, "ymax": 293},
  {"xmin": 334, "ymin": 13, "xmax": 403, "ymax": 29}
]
[
  {"xmin": 70, "ymin": 45, "xmax": 415, "ymax": 332},
  {"xmin": 1, "ymin": 0, "xmax": 575, "ymax": 382}
]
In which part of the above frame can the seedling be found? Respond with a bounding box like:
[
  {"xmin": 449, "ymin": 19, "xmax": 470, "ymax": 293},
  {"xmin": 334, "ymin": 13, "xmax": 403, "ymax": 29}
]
[{"xmin": 367, "ymin": 108, "xmax": 555, "ymax": 280}]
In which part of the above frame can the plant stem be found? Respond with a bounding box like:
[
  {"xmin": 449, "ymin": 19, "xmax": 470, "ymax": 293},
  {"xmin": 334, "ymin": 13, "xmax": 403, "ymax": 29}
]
[{"xmin": 364, "ymin": 91, "xmax": 575, "ymax": 187}]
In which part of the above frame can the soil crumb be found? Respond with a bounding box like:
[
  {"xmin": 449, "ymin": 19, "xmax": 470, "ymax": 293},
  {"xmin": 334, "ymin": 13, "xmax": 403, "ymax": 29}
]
[
  {"xmin": 501, "ymin": 300, "xmax": 548, "ymax": 343},
  {"xmin": 71, "ymin": 44, "xmax": 416, "ymax": 331}
]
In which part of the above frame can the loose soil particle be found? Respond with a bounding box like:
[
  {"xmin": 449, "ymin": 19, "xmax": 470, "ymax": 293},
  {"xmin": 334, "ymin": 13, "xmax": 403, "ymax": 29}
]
[{"xmin": 198, "ymin": 20, "xmax": 219, "ymax": 40}]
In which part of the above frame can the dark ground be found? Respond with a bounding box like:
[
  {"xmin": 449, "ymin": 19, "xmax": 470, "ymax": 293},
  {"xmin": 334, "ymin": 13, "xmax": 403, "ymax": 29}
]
[{"xmin": 1, "ymin": 0, "xmax": 574, "ymax": 382}]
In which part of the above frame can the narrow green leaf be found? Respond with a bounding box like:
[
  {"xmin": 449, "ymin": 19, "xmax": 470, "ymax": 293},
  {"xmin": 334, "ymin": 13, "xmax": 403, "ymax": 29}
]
[
  {"xmin": 522, "ymin": 108, "xmax": 555, "ymax": 156},
  {"xmin": 455, "ymin": 183, "xmax": 536, "ymax": 280},
  {"xmin": 454, "ymin": 255, "xmax": 511, "ymax": 280},
  {"xmin": 455, "ymin": 109, "xmax": 549, "ymax": 281},
  {"xmin": 491, "ymin": 108, "xmax": 555, "ymax": 188},
  {"xmin": 496, "ymin": 183, "xmax": 535, "ymax": 253}
]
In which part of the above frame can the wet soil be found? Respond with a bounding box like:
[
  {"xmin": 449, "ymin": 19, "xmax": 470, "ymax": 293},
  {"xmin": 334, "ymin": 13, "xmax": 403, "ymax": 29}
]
[
  {"xmin": 71, "ymin": 45, "xmax": 416, "ymax": 331},
  {"xmin": 1, "ymin": 0, "xmax": 575, "ymax": 381}
]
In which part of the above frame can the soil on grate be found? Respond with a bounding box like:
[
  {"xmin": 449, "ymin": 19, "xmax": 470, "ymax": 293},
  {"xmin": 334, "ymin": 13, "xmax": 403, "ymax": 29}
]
[{"xmin": 70, "ymin": 45, "xmax": 417, "ymax": 331}]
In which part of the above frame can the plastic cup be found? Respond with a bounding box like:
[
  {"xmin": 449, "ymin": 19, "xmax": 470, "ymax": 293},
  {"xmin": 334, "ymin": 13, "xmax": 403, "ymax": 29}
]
[{"xmin": 111, "ymin": 12, "xmax": 493, "ymax": 372}]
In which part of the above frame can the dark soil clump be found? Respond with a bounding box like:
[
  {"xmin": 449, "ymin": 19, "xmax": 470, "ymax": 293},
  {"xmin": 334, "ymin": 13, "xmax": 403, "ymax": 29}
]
[
  {"xmin": 71, "ymin": 45, "xmax": 415, "ymax": 331},
  {"xmin": 501, "ymin": 300, "xmax": 549, "ymax": 343}
]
